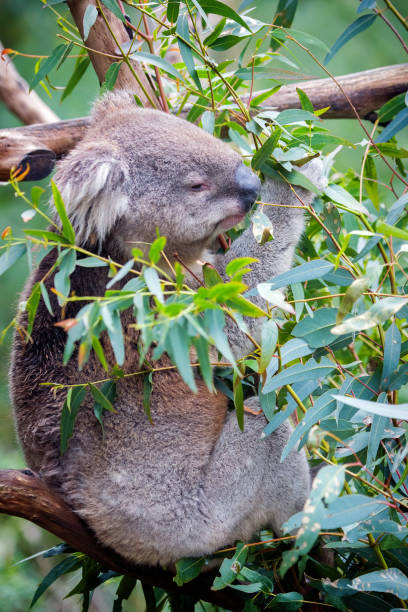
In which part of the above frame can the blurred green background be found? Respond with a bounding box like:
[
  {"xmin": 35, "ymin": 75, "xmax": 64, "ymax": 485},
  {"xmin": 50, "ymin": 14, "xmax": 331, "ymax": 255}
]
[{"xmin": 0, "ymin": 0, "xmax": 406, "ymax": 609}]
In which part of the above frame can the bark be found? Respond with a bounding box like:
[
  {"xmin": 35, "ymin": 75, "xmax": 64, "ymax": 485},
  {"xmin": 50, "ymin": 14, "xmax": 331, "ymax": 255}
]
[
  {"xmin": 0, "ymin": 42, "xmax": 59, "ymax": 125},
  {"xmin": 67, "ymin": 0, "xmax": 158, "ymax": 106},
  {"xmin": 0, "ymin": 64, "xmax": 406, "ymax": 181},
  {"xmin": 250, "ymin": 63, "xmax": 408, "ymax": 119},
  {"xmin": 0, "ymin": 469, "xmax": 242, "ymax": 610}
]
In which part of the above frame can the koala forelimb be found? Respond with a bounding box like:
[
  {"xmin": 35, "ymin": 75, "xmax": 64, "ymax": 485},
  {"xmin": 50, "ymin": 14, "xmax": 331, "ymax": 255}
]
[{"xmin": 10, "ymin": 91, "xmax": 318, "ymax": 567}]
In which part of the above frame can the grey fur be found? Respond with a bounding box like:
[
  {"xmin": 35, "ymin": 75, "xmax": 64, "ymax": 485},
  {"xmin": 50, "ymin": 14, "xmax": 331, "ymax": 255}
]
[{"xmin": 10, "ymin": 91, "xmax": 320, "ymax": 567}]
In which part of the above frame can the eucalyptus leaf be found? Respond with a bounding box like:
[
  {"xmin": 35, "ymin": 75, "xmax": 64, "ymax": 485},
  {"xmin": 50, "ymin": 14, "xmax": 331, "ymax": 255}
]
[
  {"xmin": 352, "ymin": 568, "xmax": 408, "ymax": 599},
  {"xmin": 324, "ymin": 14, "xmax": 377, "ymax": 65},
  {"xmin": 331, "ymin": 297, "xmax": 407, "ymax": 335},
  {"xmin": 333, "ymin": 394, "xmax": 408, "ymax": 420}
]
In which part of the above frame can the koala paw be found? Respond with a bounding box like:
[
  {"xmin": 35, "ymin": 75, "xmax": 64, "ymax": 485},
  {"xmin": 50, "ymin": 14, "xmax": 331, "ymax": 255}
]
[{"xmin": 298, "ymin": 157, "xmax": 328, "ymax": 193}]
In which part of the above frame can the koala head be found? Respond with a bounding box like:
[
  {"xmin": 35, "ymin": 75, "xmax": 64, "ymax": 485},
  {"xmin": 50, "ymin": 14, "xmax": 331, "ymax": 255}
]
[{"xmin": 53, "ymin": 91, "xmax": 260, "ymax": 264}]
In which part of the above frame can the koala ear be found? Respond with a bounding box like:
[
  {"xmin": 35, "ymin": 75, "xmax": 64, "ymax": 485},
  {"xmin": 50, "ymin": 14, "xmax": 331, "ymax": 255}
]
[{"xmin": 53, "ymin": 147, "xmax": 129, "ymax": 246}]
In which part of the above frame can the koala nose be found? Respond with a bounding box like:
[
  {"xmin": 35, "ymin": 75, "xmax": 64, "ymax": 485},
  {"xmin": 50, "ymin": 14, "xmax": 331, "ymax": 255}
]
[{"xmin": 235, "ymin": 163, "xmax": 261, "ymax": 212}]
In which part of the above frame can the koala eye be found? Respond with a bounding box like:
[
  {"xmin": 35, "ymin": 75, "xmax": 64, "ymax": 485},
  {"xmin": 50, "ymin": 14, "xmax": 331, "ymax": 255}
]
[{"xmin": 190, "ymin": 183, "xmax": 208, "ymax": 192}]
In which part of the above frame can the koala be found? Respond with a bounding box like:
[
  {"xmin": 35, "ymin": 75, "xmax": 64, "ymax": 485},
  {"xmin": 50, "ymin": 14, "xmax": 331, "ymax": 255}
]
[{"xmin": 10, "ymin": 90, "xmax": 322, "ymax": 567}]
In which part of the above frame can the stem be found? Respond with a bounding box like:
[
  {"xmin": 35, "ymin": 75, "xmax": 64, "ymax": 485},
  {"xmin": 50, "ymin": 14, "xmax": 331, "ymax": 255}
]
[
  {"xmin": 375, "ymin": 7, "xmax": 408, "ymax": 53},
  {"xmin": 96, "ymin": 0, "xmax": 159, "ymax": 108},
  {"xmin": 285, "ymin": 31, "xmax": 408, "ymax": 188},
  {"xmin": 140, "ymin": 0, "xmax": 169, "ymax": 112},
  {"xmin": 382, "ymin": 0, "xmax": 408, "ymax": 31},
  {"xmin": 286, "ymin": 384, "xmax": 307, "ymax": 414}
]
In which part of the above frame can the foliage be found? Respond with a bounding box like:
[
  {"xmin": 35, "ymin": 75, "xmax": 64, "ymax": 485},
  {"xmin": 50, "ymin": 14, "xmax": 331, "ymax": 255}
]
[{"xmin": 1, "ymin": 0, "xmax": 408, "ymax": 610}]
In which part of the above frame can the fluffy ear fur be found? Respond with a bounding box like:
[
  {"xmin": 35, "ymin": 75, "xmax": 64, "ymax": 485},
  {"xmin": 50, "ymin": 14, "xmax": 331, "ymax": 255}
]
[{"xmin": 53, "ymin": 147, "xmax": 129, "ymax": 246}]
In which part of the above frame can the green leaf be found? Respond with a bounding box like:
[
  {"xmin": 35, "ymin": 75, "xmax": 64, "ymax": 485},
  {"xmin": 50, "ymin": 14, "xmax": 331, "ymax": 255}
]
[
  {"xmin": 352, "ymin": 569, "xmax": 408, "ymax": 599},
  {"xmin": 333, "ymin": 394, "xmax": 408, "ymax": 420},
  {"xmin": 39, "ymin": 282, "xmax": 54, "ymax": 316},
  {"xmin": 113, "ymin": 576, "xmax": 137, "ymax": 612},
  {"xmin": 257, "ymin": 284, "xmax": 295, "ymax": 315},
  {"xmin": 296, "ymin": 87, "xmax": 314, "ymax": 112},
  {"xmin": 203, "ymin": 17, "xmax": 226, "ymax": 46},
  {"xmin": 293, "ymin": 307, "xmax": 344, "ymax": 348},
  {"xmin": 233, "ymin": 372, "xmax": 244, "ymax": 431},
  {"xmin": 324, "ymin": 14, "xmax": 377, "ymax": 64},
  {"xmin": 325, "ymin": 184, "xmax": 368, "ymax": 215},
  {"xmin": 197, "ymin": 0, "xmax": 251, "ymax": 32},
  {"xmin": 128, "ymin": 51, "xmax": 184, "ymax": 82},
  {"xmin": 376, "ymin": 107, "xmax": 408, "ymax": 144},
  {"xmin": 30, "ymin": 43, "xmax": 68, "ymax": 90},
  {"xmin": 106, "ymin": 259, "xmax": 135, "ymax": 288},
  {"xmin": 281, "ymin": 390, "xmax": 336, "ymax": 461},
  {"xmin": 54, "ymin": 249, "xmax": 76, "ymax": 303},
  {"xmin": 0, "ymin": 243, "xmax": 27, "ymax": 276},
  {"xmin": 201, "ymin": 110, "xmax": 215, "ymax": 134},
  {"xmin": 226, "ymin": 295, "xmax": 266, "ymax": 318},
  {"xmin": 204, "ymin": 309, "xmax": 236, "ymax": 368},
  {"xmin": 24, "ymin": 229, "xmax": 67, "ymax": 244},
  {"xmin": 382, "ymin": 322, "xmax": 401, "ymax": 388},
  {"xmin": 144, "ymin": 266, "xmax": 164, "ymax": 304},
  {"xmin": 212, "ymin": 542, "xmax": 248, "ymax": 590},
  {"xmin": 26, "ymin": 282, "xmax": 41, "ymax": 336},
  {"xmin": 268, "ymin": 592, "xmax": 303, "ymax": 610},
  {"xmin": 176, "ymin": 15, "xmax": 202, "ymax": 91},
  {"xmin": 30, "ymin": 555, "xmax": 82, "ymax": 608},
  {"xmin": 100, "ymin": 61, "xmax": 121, "ymax": 94},
  {"xmin": 149, "ymin": 236, "xmax": 167, "ymax": 264},
  {"xmin": 364, "ymin": 155, "xmax": 379, "ymax": 210},
  {"xmin": 60, "ymin": 56, "xmax": 90, "ymax": 102},
  {"xmin": 192, "ymin": 335, "xmax": 213, "ymax": 391},
  {"xmin": 275, "ymin": 109, "xmax": 318, "ymax": 125},
  {"xmin": 270, "ymin": 0, "xmax": 298, "ymax": 50},
  {"xmin": 263, "ymin": 357, "xmax": 335, "ymax": 394},
  {"xmin": 83, "ymin": 4, "xmax": 98, "ymax": 40},
  {"xmin": 336, "ymin": 278, "xmax": 369, "ymax": 325},
  {"xmin": 92, "ymin": 380, "xmax": 117, "ymax": 431},
  {"xmin": 203, "ymin": 264, "xmax": 223, "ymax": 287},
  {"xmin": 249, "ymin": 259, "xmax": 334, "ymax": 295},
  {"xmin": 281, "ymin": 465, "xmax": 345, "ymax": 575},
  {"xmin": 376, "ymin": 219, "xmax": 408, "ymax": 241},
  {"xmin": 174, "ymin": 557, "xmax": 206, "ymax": 586},
  {"xmin": 89, "ymin": 382, "xmax": 116, "ymax": 413},
  {"xmin": 225, "ymin": 257, "xmax": 257, "ymax": 280},
  {"xmin": 143, "ymin": 372, "xmax": 153, "ymax": 423},
  {"xmin": 322, "ymin": 494, "xmax": 386, "ymax": 528},
  {"xmin": 60, "ymin": 386, "xmax": 87, "ymax": 454},
  {"xmin": 91, "ymin": 335, "xmax": 109, "ymax": 371},
  {"xmin": 331, "ymin": 297, "xmax": 407, "ymax": 335},
  {"xmin": 378, "ymin": 92, "xmax": 406, "ymax": 123},
  {"xmin": 51, "ymin": 181, "xmax": 76, "ymax": 244},
  {"xmin": 106, "ymin": 309, "xmax": 125, "ymax": 365},
  {"xmin": 252, "ymin": 128, "xmax": 282, "ymax": 170},
  {"xmin": 357, "ymin": 0, "xmax": 376, "ymax": 13},
  {"xmin": 76, "ymin": 256, "xmax": 108, "ymax": 268},
  {"xmin": 167, "ymin": 323, "xmax": 197, "ymax": 392},
  {"xmin": 367, "ymin": 412, "xmax": 388, "ymax": 468},
  {"xmin": 167, "ymin": 0, "xmax": 180, "ymax": 23}
]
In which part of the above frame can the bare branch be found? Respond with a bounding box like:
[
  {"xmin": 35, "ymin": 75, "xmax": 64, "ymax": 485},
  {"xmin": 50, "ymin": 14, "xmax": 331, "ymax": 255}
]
[
  {"xmin": 0, "ymin": 64, "xmax": 406, "ymax": 181},
  {"xmin": 0, "ymin": 42, "xmax": 59, "ymax": 125},
  {"xmin": 249, "ymin": 63, "xmax": 408, "ymax": 119},
  {"xmin": 0, "ymin": 469, "xmax": 242, "ymax": 610}
]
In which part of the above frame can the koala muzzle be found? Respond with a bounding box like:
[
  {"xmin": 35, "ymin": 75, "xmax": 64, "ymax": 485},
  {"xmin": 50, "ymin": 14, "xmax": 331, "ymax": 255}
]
[{"xmin": 235, "ymin": 163, "xmax": 261, "ymax": 212}]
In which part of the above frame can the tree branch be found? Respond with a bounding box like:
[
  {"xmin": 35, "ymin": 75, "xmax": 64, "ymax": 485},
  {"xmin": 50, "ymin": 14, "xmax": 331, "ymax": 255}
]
[
  {"xmin": 0, "ymin": 42, "xmax": 59, "ymax": 125},
  {"xmin": 249, "ymin": 63, "xmax": 408, "ymax": 119},
  {"xmin": 67, "ymin": 0, "xmax": 158, "ymax": 106},
  {"xmin": 0, "ymin": 63, "xmax": 406, "ymax": 182},
  {"xmin": 0, "ymin": 469, "xmax": 242, "ymax": 610}
]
